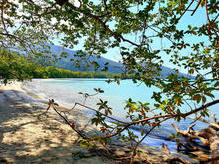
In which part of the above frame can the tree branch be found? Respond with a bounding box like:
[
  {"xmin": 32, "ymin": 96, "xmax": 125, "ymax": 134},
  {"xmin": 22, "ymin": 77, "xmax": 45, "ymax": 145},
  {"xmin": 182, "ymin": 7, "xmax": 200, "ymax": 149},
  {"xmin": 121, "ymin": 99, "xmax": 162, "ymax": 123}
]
[
  {"xmin": 72, "ymin": 102, "xmax": 129, "ymax": 124},
  {"xmin": 125, "ymin": 99, "xmax": 219, "ymax": 127},
  {"xmin": 130, "ymin": 117, "xmax": 170, "ymax": 164},
  {"xmin": 58, "ymin": 1, "xmax": 140, "ymax": 47},
  {"xmin": 1, "ymin": 0, "xmax": 8, "ymax": 34},
  {"xmin": 172, "ymin": 123, "xmax": 209, "ymax": 145},
  {"xmin": 191, "ymin": 0, "xmax": 201, "ymax": 16},
  {"xmin": 188, "ymin": 116, "xmax": 219, "ymax": 129},
  {"xmin": 182, "ymin": 99, "xmax": 219, "ymax": 118},
  {"xmin": 177, "ymin": 0, "xmax": 195, "ymax": 22},
  {"xmin": 0, "ymin": 32, "xmax": 25, "ymax": 44},
  {"xmin": 50, "ymin": 101, "xmax": 87, "ymax": 139}
]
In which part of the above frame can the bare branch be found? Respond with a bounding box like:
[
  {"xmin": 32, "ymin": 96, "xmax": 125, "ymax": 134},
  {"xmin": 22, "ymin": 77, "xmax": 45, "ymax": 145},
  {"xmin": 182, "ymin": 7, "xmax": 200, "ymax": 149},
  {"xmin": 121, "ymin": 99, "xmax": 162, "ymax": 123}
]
[
  {"xmin": 177, "ymin": 0, "xmax": 195, "ymax": 21},
  {"xmin": 72, "ymin": 102, "xmax": 129, "ymax": 124},
  {"xmin": 191, "ymin": 0, "xmax": 201, "ymax": 16},
  {"xmin": 188, "ymin": 116, "xmax": 219, "ymax": 129},
  {"xmin": 50, "ymin": 100, "xmax": 88, "ymax": 139},
  {"xmin": 130, "ymin": 117, "xmax": 170, "ymax": 163},
  {"xmin": 172, "ymin": 123, "xmax": 209, "ymax": 145}
]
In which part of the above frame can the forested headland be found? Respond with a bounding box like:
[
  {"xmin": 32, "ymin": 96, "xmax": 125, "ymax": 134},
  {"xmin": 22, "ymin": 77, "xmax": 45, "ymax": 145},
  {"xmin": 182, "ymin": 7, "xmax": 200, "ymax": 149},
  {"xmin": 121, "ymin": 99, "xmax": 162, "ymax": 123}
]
[{"xmin": 0, "ymin": 48, "xmax": 121, "ymax": 83}]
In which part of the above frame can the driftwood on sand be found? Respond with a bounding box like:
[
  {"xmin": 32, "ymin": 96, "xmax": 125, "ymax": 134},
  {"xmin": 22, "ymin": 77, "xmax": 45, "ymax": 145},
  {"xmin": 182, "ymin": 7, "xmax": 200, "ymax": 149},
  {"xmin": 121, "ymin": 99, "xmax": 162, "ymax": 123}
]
[{"xmin": 172, "ymin": 116, "xmax": 219, "ymax": 163}]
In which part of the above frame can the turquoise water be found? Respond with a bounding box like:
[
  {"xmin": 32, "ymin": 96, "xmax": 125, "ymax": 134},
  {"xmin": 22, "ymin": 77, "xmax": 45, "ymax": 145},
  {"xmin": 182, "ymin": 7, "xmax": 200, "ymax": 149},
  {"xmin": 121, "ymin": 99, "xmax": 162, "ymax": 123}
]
[
  {"xmin": 25, "ymin": 79, "xmax": 161, "ymax": 117},
  {"xmin": 24, "ymin": 78, "xmax": 219, "ymax": 151}
]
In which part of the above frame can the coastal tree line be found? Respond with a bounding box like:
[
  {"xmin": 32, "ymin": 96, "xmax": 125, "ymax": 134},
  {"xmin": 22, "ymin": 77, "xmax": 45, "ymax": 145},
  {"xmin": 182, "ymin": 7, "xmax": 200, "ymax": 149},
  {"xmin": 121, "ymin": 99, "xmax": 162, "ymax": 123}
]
[{"xmin": 0, "ymin": 48, "xmax": 121, "ymax": 84}]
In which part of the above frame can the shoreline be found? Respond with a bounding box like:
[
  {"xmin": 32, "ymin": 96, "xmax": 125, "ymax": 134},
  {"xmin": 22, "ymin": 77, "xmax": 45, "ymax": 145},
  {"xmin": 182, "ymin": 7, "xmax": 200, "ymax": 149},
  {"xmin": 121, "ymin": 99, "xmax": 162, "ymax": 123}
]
[
  {"xmin": 21, "ymin": 80, "xmax": 179, "ymax": 151},
  {"xmin": 0, "ymin": 80, "xmax": 198, "ymax": 163},
  {"xmin": 20, "ymin": 79, "xmax": 186, "ymax": 151}
]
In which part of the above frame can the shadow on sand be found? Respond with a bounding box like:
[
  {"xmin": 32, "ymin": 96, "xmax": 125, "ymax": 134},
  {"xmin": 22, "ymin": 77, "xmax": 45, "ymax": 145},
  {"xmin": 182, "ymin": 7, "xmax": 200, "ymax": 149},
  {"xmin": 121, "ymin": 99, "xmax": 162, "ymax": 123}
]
[{"xmin": 0, "ymin": 89, "xmax": 115, "ymax": 164}]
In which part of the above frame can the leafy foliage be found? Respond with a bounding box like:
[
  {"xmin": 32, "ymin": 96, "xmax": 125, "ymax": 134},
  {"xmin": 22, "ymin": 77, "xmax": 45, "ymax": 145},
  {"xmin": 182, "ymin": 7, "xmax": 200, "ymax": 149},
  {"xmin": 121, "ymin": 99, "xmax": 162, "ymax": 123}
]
[
  {"xmin": 0, "ymin": 48, "xmax": 121, "ymax": 82},
  {"xmin": 0, "ymin": 48, "xmax": 47, "ymax": 84},
  {"xmin": 44, "ymin": 66, "xmax": 121, "ymax": 78},
  {"xmin": 0, "ymin": 0, "xmax": 218, "ymax": 163}
]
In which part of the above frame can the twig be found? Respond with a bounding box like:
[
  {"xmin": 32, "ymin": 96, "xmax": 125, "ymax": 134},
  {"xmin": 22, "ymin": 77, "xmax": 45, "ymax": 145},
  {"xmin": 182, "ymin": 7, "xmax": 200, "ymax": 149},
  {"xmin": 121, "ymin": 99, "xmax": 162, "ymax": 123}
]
[
  {"xmin": 130, "ymin": 118, "xmax": 170, "ymax": 164},
  {"xmin": 177, "ymin": 0, "xmax": 195, "ymax": 22},
  {"xmin": 190, "ymin": 115, "xmax": 202, "ymax": 124},
  {"xmin": 72, "ymin": 102, "xmax": 129, "ymax": 124},
  {"xmin": 205, "ymin": 0, "xmax": 211, "ymax": 24},
  {"xmin": 1, "ymin": 0, "xmax": 8, "ymax": 34},
  {"xmin": 191, "ymin": 0, "xmax": 201, "ymax": 16},
  {"xmin": 186, "ymin": 124, "xmax": 196, "ymax": 133},
  {"xmin": 204, "ymin": 0, "xmax": 219, "ymax": 37},
  {"xmin": 188, "ymin": 116, "xmax": 219, "ymax": 129},
  {"xmin": 50, "ymin": 101, "xmax": 87, "ymax": 139},
  {"xmin": 212, "ymin": 13, "xmax": 219, "ymax": 24}
]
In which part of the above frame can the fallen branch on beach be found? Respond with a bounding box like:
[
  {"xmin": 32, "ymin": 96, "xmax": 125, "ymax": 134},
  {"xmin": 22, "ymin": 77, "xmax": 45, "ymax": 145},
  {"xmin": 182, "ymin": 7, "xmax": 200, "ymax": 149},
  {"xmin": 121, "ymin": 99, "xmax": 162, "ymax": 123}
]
[
  {"xmin": 46, "ymin": 99, "xmax": 88, "ymax": 139},
  {"xmin": 43, "ymin": 97, "xmax": 219, "ymax": 164},
  {"xmin": 172, "ymin": 118, "xmax": 219, "ymax": 163}
]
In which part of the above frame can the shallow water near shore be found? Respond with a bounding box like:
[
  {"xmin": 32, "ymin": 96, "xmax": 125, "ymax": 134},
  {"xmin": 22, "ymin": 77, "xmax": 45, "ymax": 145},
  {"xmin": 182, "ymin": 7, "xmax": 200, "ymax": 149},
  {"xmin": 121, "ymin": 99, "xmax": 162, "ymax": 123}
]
[{"xmin": 22, "ymin": 78, "xmax": 219, "ymax": 152}]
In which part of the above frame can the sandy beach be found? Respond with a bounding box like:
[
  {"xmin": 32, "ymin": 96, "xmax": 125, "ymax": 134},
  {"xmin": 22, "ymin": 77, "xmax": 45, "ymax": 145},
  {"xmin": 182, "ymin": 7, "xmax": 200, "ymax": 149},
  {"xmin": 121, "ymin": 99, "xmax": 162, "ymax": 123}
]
[{"xmin": 0, "ymin": 81, "xmax": 197, "ymax": 164}]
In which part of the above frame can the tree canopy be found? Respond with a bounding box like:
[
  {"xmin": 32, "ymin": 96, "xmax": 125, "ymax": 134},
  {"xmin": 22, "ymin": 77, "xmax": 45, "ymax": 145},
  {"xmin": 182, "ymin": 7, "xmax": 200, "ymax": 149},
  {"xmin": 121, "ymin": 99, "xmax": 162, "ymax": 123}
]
[
  {"xmin": 0, "ymin": 0, "xmax": 218, "ymax": 80},
  {"xmin": 0, "ymin": 0, "xmax": 218, "ymax": 163}
]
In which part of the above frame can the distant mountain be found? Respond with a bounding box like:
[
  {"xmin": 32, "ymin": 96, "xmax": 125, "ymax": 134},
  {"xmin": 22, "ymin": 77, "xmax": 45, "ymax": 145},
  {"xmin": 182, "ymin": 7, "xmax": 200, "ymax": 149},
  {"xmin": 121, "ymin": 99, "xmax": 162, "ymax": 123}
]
[
  {"xmin": 49, "ymin": 44, "xmax": 123, "ymax": 73},
  {"xmin": 48, "ymin": 44, "xmax": 193, "ymax": 78}
]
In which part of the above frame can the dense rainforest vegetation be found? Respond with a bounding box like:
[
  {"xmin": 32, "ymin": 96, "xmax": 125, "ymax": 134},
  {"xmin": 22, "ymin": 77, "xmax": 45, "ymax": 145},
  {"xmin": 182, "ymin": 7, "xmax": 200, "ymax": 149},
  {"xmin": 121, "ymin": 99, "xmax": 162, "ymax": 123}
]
[
  {"xmin": 0, "ymin": 48, "xmax": 121, "ymax": 83},
  {"xmin": 45, "ymin": 67, "xmax": 121, "ymax": 78}
]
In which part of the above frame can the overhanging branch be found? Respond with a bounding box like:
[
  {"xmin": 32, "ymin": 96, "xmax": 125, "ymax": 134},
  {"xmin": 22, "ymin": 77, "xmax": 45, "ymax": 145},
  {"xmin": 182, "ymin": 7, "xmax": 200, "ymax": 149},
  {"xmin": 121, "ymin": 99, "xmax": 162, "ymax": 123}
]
[{"xmin": 56, "ymin": 1, "xmax": 140, "ymax": 47}]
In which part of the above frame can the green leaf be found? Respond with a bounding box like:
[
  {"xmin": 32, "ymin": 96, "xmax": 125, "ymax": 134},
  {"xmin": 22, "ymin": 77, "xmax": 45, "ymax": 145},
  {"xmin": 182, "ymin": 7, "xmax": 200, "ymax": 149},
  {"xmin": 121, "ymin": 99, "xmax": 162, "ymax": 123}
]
[
  {"xmin": 192, "ymin": 94, "xmax": 201, "ymax": 103},
  {"xmin": 202, "ymin": 96, "xmax": 206, "ymax": 103},
  {"xmin": 204, "ymin": 92, "xmax": 215, "ymax": 98}
]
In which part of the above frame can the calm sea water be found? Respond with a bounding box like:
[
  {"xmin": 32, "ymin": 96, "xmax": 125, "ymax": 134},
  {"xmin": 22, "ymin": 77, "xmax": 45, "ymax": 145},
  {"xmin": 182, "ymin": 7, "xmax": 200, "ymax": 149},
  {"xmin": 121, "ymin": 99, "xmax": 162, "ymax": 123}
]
[
  {"xmin": 23, "ymin": 78, "xmax": 218, "ymax": 151},
  {"xmin": 24, "ymin": 79, "xmax": 161, "ymax": 116}
]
